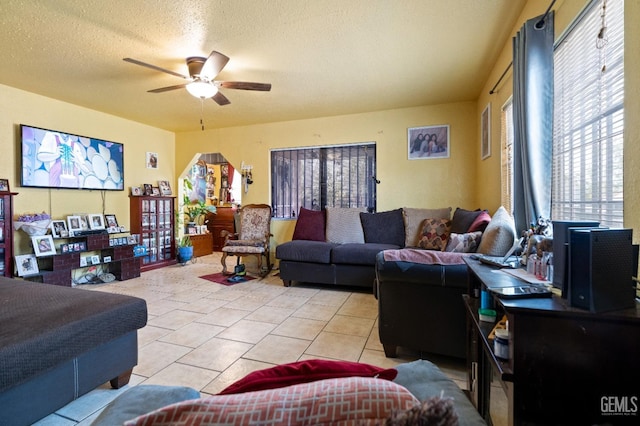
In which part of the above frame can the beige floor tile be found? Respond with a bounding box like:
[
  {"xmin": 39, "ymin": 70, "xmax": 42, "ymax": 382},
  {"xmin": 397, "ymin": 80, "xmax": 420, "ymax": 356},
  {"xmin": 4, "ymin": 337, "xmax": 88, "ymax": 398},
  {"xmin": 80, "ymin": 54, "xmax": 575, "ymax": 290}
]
[
  {"xmin": 147, "ymin": 309, "xmax": 205, "ymax": 331},
  {"xmin": 307, "ymin": 289, "xmax": 350, "ymax": 306},
  {"xmin": 146, "ymin": 298, "xmax": 190, "ymax": 316},
  {"xmin": 137, "ymin": 325, "xmax": 174, "ymax": 347},
  {"xmin": 216, "ymin": 319, "xmax": 276, "ymax": 344},
  {"xmin": 142, "ymin": 363, "xmax": 219, "ymax": 391},
  {"xmin": 245, "ymin": 305, "xmax": 295, "ymax": 324},
  {"xmin": 337, "ymin": 293, "xmax": 378, "ymax": 319},
  {"xmin": 200, "ymin": 358, "xmax": 275, "ymax": 395},
  {"xmin": 292, "ymin": 302, "xmax": 339, "ymax": 321},
  {"xmin": 180, "ymin": 297, "xmax": 229, "ymax": 314},
  {"xmin": 167, "ymin": 289, "xmax": 219, "ymax": 304},
  {"xmin": 324, "ymin": 314, "xmax": 375, "ymax": 337},
  {"xmin": 271, "ymin": 317, "xmax": 327, "ymax": 340},
  {"xmin": 223, "ymin": 296, "xmax": 267, "ymax": 311},
  {"xmin": 265, "ymin": 294, "xmax": 311, "ymax": 310},
  {"xmin": 243, "ymin": 335, "xmax": 310, "ymax": 365},
  {"xmin": 159, "ymin": 322, "xmax": 225, "ymax": 348},
  {"xmin": 135, "ymin": 341, "xmax": 193, "ymax": 377},
  {"xmin": 179, "ymin": 337, "xmax": 252, "ymax": 371},
  {"xmin": 305, "ymin": 331, "xmax": 367, "ymax": 362},
  {"xmin": 196, "ymin": 306, "xmax": 250, "ymax": 327}
]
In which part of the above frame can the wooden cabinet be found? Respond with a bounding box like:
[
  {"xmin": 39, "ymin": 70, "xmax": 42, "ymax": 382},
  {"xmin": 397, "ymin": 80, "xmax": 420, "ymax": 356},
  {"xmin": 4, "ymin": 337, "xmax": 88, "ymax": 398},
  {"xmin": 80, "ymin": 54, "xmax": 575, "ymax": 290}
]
[
  {"xmin": 207, "ymin": 207, "xmax": 236, "ymax": 251},
  {"xmin": 0, "ymin": 191, "xmax": 17, "ymax": 277},
  {"xmin": 190, "ymin": 233, "xmax": 213, "ymax": 257},
  {"xmin": 130, "ymin": 196, "xmax": 176, "ymax": 271}
]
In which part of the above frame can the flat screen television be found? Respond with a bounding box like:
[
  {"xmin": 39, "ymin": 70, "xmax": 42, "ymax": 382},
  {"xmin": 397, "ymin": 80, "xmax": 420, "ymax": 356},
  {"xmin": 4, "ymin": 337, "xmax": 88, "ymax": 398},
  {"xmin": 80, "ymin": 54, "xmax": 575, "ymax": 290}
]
[{"xmin": 20, "ymin": 124, "xmax": 124, "ymax": 191}]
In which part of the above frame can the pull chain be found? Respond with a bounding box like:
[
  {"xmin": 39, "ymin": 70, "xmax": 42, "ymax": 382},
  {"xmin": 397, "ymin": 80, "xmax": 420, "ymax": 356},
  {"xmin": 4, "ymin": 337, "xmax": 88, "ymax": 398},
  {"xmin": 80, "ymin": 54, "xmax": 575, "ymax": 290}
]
[{"xmin": 200, "ymin": 98, "xmax": 205, "ymax": 131}]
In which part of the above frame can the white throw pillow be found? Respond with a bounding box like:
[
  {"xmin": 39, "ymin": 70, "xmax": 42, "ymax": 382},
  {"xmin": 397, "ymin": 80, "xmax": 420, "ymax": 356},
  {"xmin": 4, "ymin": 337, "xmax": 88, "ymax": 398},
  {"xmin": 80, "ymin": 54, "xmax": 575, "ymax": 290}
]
[
  {"xmin": 476, "ymin": 206, "xmax": 517, "ymax": 256},
  {"xmin": 325, "ymin": 207, "xmax": 366, "ymax": 244}
]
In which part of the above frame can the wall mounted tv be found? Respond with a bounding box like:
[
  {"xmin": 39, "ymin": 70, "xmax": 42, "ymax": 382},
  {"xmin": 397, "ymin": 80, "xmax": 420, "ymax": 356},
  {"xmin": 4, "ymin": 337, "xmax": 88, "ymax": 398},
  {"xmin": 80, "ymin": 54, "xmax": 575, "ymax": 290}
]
[{"xmin": 20, "ymin": 124, "xmax": 124, "ymax": 191}]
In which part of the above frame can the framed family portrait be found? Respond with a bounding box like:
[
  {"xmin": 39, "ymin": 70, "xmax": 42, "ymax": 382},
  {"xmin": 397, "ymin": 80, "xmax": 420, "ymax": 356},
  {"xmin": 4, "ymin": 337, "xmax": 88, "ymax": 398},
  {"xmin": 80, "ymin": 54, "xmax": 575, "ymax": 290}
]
[
  {"xmin": 32, "ymin": 235, "xmax": 56, "ymax": 257},
  {"xmin": 481, "ymin": 103, "xmax": 491, "ymax": 160},
  {"xmin": 50, "ymin": 220, "xmax": 69, "ymax": 238},
  {"xmin": 15, "ymin": 254, "xmax": 39, "ymax": 276},
  {"xmin": 158, "ymin": 180, "xmax": 172, "ymax": 196},
  {"xmin": 89, "ymin": 214, "xmax": 105, "ymax": 230},
  {"xmin": 408, "ymin": 125, "xmax": 450, "ymax": 160}
]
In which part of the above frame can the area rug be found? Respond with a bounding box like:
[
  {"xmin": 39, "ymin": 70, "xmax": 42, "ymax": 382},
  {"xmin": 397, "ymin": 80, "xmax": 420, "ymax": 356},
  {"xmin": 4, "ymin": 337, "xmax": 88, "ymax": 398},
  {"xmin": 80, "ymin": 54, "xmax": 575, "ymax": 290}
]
[{"xmin": 199, "ymin": 272, "xmax": 256, "ymax": 286}]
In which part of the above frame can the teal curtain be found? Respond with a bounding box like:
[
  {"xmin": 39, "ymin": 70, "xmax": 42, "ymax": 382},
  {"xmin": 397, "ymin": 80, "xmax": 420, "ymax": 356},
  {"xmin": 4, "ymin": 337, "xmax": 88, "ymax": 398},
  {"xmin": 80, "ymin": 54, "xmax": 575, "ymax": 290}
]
[{"xmin": 512, "ymin": 12, "xmax": 555, "ymax": 233}]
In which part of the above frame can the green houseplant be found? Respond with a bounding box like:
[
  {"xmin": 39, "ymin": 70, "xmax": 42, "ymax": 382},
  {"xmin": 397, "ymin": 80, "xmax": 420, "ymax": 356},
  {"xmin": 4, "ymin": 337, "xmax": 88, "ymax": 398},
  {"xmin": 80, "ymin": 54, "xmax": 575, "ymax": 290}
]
[{"xmin": 176, "ymin": 235, "xmax": 193, "ymax": 265}]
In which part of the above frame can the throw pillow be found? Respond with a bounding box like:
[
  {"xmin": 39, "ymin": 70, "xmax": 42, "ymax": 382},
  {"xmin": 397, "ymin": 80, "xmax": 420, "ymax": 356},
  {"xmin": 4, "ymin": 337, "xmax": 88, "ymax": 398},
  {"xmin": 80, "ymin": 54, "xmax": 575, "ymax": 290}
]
[
  {"xmin": 125, "ymin": 377, "xmax": 419, "ymax": 426},
  {"xmin": 360, "ymin": 208, "xmax": 405, "ymax": 246},
  {"xmin": 468, "ymin": 210, "xmax": 491, "ymax": 232},
  {"xmin": 476, "ymin": 206, "xmax": 517, "ymax": 256},
  {"xmin": 325, "ymin": 207, "xmax": 366, "ymax": 244},
  {"xmin": 402, "ymin": 207, "xmax": 452, "ymax": 247},
  {"xmin": 292, "ymin": 207, "xmax": 325, "ymax": 241},
  {"xmin": 450, "ymin": 207, "xmax": 483, "ymax": 234},
  {"xmin": 418, "ymin": 218, "xmax": 451, "ymax": 251},
  {"xmin": 218, "ymin": 359, "xmax": 397, "ymax": 395},
  {"xmin": 445, "ymin": 231, "xmax": 483, "ymax": 253}
]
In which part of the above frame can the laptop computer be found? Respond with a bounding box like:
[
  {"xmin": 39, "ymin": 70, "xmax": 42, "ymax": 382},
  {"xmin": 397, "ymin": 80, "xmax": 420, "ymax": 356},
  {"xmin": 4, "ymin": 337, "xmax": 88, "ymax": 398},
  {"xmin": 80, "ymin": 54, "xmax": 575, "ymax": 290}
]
[{"xmin": 477, "ymin": 238, "xmax": 522, "ymax": 268}]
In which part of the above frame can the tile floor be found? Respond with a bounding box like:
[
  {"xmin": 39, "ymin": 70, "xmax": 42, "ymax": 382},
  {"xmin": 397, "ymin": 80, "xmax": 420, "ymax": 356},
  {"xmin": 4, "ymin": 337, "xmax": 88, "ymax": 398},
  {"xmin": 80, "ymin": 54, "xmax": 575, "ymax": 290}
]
[{"xmin": 33, "ymin": 252, "xmax": 467, "ymax": 425}]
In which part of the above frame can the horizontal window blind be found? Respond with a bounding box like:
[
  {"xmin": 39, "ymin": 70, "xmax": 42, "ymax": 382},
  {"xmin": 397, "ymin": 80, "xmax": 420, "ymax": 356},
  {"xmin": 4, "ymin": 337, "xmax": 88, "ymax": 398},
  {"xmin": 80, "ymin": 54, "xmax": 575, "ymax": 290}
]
[
  {"xmin": 271, "ymin": 144, "xmax": 376, "ymax": 219},
  {"xmin": 501, "ymin": 99, "xmax": 514, "ymax": 214},
  {"xmin": 552, "ymin": 0, "xmax": 624, "ymax": 227}
]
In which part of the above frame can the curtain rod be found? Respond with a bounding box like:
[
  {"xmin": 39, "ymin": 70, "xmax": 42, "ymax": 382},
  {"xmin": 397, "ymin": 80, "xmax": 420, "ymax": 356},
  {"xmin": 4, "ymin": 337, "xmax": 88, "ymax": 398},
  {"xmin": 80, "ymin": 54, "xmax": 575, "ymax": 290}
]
[{"xmin": 488, "ymin": 0, "xmax": 556, "ymax": 95}]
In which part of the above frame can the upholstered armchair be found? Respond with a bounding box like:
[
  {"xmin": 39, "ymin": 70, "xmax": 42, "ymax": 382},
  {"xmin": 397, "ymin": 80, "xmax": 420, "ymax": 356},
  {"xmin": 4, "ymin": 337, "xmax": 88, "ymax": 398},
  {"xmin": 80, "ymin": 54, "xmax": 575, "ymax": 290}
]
[{"xmin": 221, "ymin": 204, "xmax": 273, "ymax": 276}]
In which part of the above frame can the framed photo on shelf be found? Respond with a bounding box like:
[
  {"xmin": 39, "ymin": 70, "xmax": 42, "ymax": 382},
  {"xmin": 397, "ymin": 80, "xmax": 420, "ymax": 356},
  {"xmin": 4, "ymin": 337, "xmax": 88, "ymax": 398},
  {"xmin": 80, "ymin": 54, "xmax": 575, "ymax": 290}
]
[
  {"xmin": 89, "ymin": 214, "xmax": 105, "ymax": 230},
  {"xmin": 158, "ymin": 180, "xmax": 172, "ymax": 196},
  {"xmin": 481, "ymin": 103, "xmax": 491, "ymax": 160},
  {"xmin": 67, "ymin": 215, "xmax": 83, "ymax": 235},
  {"xmin": 15, "ymin": 254, "xmax": 39, "ymax": 276},
  {"xmin": 103, "ymin": 255, "xmax": 112, "ymax": 263},
  {"xmin": 104, "ymin": 214, "xmax": 118, "ymax": 229},
  {"xmin": 151, "ymin": 187, "xmax": 160, "ymax": 196},
  {"xmin": 0, "ymin": 178, "xmax": 9, "ymax": 192},
  {"xmin": 50, "ymin": 220, "xmax": 69, "ymax": 238},
  {"xmin": 80, "ymin": 257, "xmax": 88, "ymax": 267},
  {"xmin": 131, "ymin": 186, "xmax": 142, "ymax": 196},
  {"xmin": 32, "ymin": 235, "xmax": 56, "ymax": 257},
  {"xmin": 143, "ymin": 183, "xmax": 153, "ymax": 196},
  {"xmin": 91, "ymin": 255, "xmax": 100, "ymax": 265},
  {"xmin": 407, "ymin": 124, "xmax": 450, "ymax": 160}
]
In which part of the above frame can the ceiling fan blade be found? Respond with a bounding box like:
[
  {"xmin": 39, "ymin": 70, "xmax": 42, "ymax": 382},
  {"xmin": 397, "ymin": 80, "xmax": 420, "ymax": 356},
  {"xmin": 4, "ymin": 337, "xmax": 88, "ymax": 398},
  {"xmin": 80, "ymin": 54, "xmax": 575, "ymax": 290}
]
[
  {"xmin": 148, "ymin": 83, "xmax": 188, "ymax": 93},
  {"xmin": 201, "ymin": 51, "xmax": 230, "ymax": 79},
  {"xmin": 217, "ymin": 81, "xmax": 272, "ymax": 91},
  {"xmin": 123, "ymin": 57, "xmax": 188, "ymax": 79},
  {"xmin": 212, "ymin": 91, "xmax": 231, "ymax": 106}
]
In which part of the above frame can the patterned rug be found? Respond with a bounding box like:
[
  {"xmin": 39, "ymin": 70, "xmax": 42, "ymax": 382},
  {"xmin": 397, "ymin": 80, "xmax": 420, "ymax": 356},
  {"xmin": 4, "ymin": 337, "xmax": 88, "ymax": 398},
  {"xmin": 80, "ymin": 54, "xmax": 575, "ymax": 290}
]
[{"xmin": 198, "ymin": 272, "xmax": 256, "ymax": 286}]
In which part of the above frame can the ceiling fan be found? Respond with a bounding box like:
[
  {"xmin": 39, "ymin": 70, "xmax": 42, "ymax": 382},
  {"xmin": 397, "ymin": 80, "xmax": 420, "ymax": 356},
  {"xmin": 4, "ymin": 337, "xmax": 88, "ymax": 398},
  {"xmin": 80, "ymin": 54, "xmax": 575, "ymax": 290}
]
[{"xmin": 123, "ymin": 50, "xmax": 271, "ymax": 106}]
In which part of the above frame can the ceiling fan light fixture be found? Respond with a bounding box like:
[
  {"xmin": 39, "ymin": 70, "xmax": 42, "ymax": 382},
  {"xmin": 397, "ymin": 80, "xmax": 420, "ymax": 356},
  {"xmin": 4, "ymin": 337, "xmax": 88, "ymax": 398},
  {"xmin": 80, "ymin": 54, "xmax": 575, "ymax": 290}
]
[{"xmin": 186, "ymin": 81, "xmax": 218, "ymax": 99}]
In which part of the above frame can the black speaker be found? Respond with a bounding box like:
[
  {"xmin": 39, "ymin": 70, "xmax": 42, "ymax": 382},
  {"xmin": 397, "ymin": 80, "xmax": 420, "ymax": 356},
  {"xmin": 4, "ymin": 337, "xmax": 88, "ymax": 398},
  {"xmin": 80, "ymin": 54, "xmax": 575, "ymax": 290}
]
[
  {"xmin": 568, "ymin": 228, "xmax": 635, "ymax": 313},
  {"xmin": 552, "ymin": 220, "xmax": 599, "ymax": 297}
]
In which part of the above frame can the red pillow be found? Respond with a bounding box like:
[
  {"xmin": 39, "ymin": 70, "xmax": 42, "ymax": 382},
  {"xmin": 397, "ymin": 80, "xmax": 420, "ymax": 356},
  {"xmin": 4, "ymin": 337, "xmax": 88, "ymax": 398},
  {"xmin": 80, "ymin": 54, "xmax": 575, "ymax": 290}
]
[
  {"xmin": 468, "ymin": 210, "xmax": 491, "ymax": 232},
  {"xmin": 217, "ymin": 359, "xmax": 398, "ymax": 395},
  {"xmin": 292, "ymin": 207, "xmax": 325, "ymax": 241}
]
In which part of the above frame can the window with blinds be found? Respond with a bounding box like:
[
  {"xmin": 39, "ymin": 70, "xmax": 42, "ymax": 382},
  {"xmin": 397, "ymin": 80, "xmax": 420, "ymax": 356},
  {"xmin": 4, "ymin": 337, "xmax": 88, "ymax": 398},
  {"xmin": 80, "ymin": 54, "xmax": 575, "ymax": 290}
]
[
  {"xmin": 551, "ymin": 0, "xmax": 624, "ymax": 227},
  {"xmin": 271, "ymin": 143, "xmax": 376, "ymax": 219},
  {"xmin": 501, "ymin": 98, "xmax": 514, "ymax": 214}
]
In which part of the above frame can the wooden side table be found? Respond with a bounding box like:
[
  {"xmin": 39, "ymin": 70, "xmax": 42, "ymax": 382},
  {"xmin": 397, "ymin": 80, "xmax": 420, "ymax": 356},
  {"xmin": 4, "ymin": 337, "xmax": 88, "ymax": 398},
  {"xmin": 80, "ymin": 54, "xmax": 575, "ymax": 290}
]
[{"xmin": 190, "ymin": 233, "xmax": 213, "ymax": 258}]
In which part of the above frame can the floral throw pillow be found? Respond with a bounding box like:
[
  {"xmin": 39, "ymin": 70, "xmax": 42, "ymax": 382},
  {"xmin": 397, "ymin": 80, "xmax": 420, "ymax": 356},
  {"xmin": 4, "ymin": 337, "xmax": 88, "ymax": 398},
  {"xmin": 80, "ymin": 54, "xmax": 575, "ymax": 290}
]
[
  {"xmin": 445, "ymin": 231, "xmax": 483, "ymax": 253},
  {"xmin": 418, "ymin": 218, "xmax": 451, "ymax": 251}
]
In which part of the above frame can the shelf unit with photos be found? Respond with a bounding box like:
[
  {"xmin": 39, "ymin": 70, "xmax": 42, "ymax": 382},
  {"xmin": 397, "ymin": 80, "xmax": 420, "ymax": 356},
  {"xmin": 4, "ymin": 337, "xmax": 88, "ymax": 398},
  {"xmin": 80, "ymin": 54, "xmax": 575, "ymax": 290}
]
[
  {"xmin": 0, "ymin": 191, "xmax": 18, "ymax": 277},
  {"xmin": 23, "ymin": 233, "xmax": 141, "ymax": 286},
  {"xmin": 129, "ymin": 195, "xmax": 176, "ymax": 271}
]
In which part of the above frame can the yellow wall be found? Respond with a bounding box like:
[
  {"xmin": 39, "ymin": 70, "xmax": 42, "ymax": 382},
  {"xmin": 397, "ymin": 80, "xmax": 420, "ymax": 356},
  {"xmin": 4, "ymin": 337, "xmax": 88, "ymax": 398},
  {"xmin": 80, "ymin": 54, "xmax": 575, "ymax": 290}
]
[
  {"xmin": 176, "ymin": 102, "xmax": 478, "ymax": 248},
  {"xmin": 0, "ymin": 84, "xmax": 175, "ymax": 253}
]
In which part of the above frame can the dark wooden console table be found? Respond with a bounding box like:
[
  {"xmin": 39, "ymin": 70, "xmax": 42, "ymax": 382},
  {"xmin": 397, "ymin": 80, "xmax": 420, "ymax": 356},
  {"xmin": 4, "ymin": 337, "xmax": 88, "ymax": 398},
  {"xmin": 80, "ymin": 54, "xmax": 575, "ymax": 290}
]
[{"xmin": 464, "ymin": 258, "xmax": 640, "ymax": 425}]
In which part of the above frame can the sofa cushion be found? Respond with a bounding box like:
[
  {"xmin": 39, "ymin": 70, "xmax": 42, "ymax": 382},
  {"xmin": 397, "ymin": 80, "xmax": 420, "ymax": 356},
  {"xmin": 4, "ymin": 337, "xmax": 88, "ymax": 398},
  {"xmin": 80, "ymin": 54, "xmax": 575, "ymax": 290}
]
[
  {"xmin": 450, "ymin": 208, "xmax": 483, "ymax": 234},
  {"xmin": 418, "ymin": 218, "xmax": 451, "ymax": 251},
  {"xmin": 468, "ymin": 210, "xmax": 491, "ymax": 232},
  {"xmin": 275, "ymin": 240, "xmax": 337, "ymax": 264},
  {"xmin": 360, "ymin": 208, "xmax": 405, "ymax": 246},
  {"xmin": 125, "ymin": 377, "xmax": 419, "ymax": 426},
  {"xmin": 292, "ymin": 207, "xmax": 325, "ymax": 241},
  {"xmin": 477, "ymin": 206, "xmax": 517, "ymax": 256},
  {"xmin": 218, "ymin": 359, "xmax": 398, "ymax": 395},
  {"xmin": 403, "ymin": 207, "xmax": 452, "ymax": 247},
  {"xmin": 325, "ymin": 207, "xmax": 366, "ymax": 244},
  {"xmin": 331, "ymin": 242, "xmax": 399, "ymax": 265},
  {"xmin": 445, "ymin": 231, "xmax": 483, "ymax": 253}
]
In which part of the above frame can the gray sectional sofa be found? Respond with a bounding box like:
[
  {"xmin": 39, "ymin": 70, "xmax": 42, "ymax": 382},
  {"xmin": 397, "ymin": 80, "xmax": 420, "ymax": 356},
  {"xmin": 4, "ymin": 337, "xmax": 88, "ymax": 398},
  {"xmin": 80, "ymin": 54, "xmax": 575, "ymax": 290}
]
[{"xmin": 275, "ymin": 205, "xmax": 517, "ymax": 359}]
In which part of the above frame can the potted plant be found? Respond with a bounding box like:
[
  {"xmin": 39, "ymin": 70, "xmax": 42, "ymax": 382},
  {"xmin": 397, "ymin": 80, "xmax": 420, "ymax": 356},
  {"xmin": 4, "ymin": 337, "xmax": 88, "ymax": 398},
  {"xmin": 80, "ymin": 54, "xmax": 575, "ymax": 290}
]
[{"xmin": 176, "ymin": 235, "xmax": 193, "ymax": 265}]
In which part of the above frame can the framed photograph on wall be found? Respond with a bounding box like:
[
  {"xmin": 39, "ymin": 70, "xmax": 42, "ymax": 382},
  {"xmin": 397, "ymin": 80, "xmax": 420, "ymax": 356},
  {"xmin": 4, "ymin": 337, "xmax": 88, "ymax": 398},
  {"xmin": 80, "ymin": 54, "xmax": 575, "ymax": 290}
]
[
  {"xmin": 32, "ymin": 235, "xmax": 56, "ymax": 257},
  {"xmin": 146, "ymin": 152, "xmax": 158, "ymax": 169},
  {"xmin": 408, "ymin": 125, "xmax": 450, "ymax": 160},
  {"xmin": 481, "ymin": 103, "xmax": 491, "ymax": 160}
]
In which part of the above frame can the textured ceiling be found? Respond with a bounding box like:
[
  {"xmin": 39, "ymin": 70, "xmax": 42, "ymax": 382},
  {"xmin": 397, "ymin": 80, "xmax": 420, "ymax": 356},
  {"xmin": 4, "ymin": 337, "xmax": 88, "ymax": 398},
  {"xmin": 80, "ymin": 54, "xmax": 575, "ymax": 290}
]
[{"xmin": 0, "ymin": 0, "xmax": 526, "ymax": 132}]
